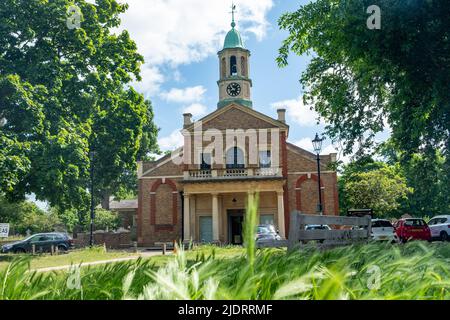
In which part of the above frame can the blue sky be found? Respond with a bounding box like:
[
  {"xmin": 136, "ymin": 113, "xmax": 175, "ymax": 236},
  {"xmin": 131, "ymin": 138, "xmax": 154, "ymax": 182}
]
[
  {"xmin": 117, "ymin": 0, "xmax": 390, "ymax": 159},
  {"xmin": 117, "ymin": 0, "xmax": 347, "ymax": 157},
  {"xmin": 33, "ymin": 0, "xmax": 390, "ymax": 210}
]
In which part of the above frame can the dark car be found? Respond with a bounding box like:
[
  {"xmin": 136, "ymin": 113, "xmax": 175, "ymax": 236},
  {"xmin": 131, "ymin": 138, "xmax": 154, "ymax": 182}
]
[{"xmin": 1, "ymin": 232, "xmax": 74, "ymax": 254}]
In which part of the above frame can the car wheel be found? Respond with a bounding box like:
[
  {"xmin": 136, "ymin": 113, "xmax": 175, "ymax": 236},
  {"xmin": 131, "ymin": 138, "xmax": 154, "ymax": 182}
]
[
  {"xmin": 440, "ymin": 231, "xmax": 449, "ymax": 242},
  {"xmin": 13, "ymin": 248, "xmax": 26, "ymax": 254},
  {"xmin": 57, "ymin": 245, "xmax": 68, "ymax": 252}
]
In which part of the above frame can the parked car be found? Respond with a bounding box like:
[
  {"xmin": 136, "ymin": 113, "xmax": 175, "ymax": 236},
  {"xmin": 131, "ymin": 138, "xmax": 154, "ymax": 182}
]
[
  {"xmin": 393, "ymin": 218, "xmax": 431, "ymax": 243},
  {"xmin": 256, "ymin": 224, "xmax": 282, "ymax": 244},
  {"xmin": 1, "ymin": 232, "xmax": 74, "ymax": 254},
  {"xmin": 370, "ymin": 219, "xmax": 397, "ymax": 242},
  {"xmin": 427, "ymin": 215, "xmax": 450, "ymax": 241}
]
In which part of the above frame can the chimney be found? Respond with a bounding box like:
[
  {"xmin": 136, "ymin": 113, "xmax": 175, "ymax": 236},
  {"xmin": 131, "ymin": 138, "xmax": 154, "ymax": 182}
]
[
  {"xmin": 330, "ymin": 153, "xmax": 337, "ymax": 163},
  {"xmin": 183, "ymin": 113, "xmax": 192, "ymax": 128},
  {"xmin": 277, "ymin": 109, "xmax": 286, "ymax": 123}
]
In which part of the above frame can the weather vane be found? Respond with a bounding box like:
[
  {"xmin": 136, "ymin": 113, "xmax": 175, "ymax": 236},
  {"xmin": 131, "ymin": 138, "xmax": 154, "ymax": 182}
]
[{"xmin": 230, "ymin": 2, "xmax": 237, "ymax": 28}]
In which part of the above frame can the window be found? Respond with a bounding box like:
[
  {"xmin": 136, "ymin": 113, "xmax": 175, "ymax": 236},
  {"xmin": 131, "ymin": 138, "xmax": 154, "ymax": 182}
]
[
  {"xmin": 230, "ymin": 56, "xmax": 237, "ymax": 76},
  {"xmin": 428, "ymin": 219, "xmax": 437, "ymax": 226},
  {"xmin": 404, "ymin": 219, "xmax": 425, "ymax": 227},
  {"xmin": 241, "ymin": 56, "xmax": 247, "ymax": 77},
  {"xmin": 221, "ymin": 58, "xmax": 226, "ymax": 78},
  {"xmin": 226, "ymin": 147, "xmax": 244, "ymax": 169},
  {"xmin": 372, "ymin": 220, "xmax": 393, "ymax": 228},
  {"xmin": 259, "ymin": 150, "xmax": 271, "ymax": 168},
  {"xmin": 260, "ymin": 214, "xmax": 274, "ymax": 226},
  {"xmin": 200, "ymin": 153, "xmax": 211, "ymax": 170}
]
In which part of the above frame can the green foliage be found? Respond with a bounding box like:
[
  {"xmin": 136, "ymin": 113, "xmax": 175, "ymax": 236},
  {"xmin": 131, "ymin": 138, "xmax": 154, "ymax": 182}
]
[
  {"xmin": 1, "ymin": 242, "xmax": 449, "ymax": 300},
  {"xmin": 339, "ymin": 159, "xmax": 412, "ymax": 217},
  {"xmin": 243, "ymin": 194, "xmax": 258, "ymax": 272},
  {"xmin": 377, "ymin": 140, "xmax": 449, "ymax": 216},
  {"xmin": 277, "ymin": 0, "xmax": 450, "ymax": 177},
  {"xmin": 0, "ymin": 0, "xmax": 159, "ymax": 212},
  {"xmin": 92, "ymin": 209, "xmax": 121, "ymax": 231},
  {"xmin": 0, "ymin": 196, "xmax": 62, "ymax": 234}
]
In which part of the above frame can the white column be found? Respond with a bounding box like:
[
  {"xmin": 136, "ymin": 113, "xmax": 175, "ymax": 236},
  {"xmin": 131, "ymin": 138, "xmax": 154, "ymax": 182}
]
[
  {"xmin": 212, "ymin": 193, "xmax": 220, "ymax": 242},
  {"xmin": 277, "ymin": 191, "xmax": 286, "ymax": 238},
  {"xmin": 183, "ymin": 194, "xmax": 191, "ymax": 241}
]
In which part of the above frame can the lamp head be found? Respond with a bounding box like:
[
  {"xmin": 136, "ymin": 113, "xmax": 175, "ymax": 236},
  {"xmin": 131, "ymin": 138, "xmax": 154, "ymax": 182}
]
[{"xmin": 312, "ymin": 133, "xmax": 324, "ymax": 154}]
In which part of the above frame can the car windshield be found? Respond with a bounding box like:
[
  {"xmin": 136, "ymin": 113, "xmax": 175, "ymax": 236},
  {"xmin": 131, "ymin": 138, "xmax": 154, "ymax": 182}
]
[
  {"xmin": 257, "ymin": 226, "xmax": 271, "ymax": 234},
  {"xmin": 372, "ymin": 220, "xmax": 393, "ymax": 228},
  {"xmin": 404, "ymin": 219, "xmax": 425, "ymax": 227}
]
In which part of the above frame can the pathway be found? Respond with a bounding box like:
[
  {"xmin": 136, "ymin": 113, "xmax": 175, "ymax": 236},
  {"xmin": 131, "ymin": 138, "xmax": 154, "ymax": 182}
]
[{"xmin": 33, "ymin": 251, "xmax": 170, "ymax": 273}]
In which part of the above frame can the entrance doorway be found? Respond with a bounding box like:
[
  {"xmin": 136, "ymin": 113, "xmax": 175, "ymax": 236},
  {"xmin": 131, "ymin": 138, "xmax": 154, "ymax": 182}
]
[{"xmin": 228, "ymin": 210, "xmax": 245, "ymax": 245}]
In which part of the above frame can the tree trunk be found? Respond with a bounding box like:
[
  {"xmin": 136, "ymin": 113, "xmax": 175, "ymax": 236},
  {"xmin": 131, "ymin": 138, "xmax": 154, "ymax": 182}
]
[{"xmin": 101, "ymin": 191, "xmax": 111, "ymax": 210}]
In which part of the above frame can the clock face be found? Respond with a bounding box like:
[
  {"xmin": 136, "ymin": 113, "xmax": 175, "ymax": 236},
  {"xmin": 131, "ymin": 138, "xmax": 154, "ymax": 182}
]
[{"xmin": 226, "ymin": 82, "xmax": 241, "ymax": 97}]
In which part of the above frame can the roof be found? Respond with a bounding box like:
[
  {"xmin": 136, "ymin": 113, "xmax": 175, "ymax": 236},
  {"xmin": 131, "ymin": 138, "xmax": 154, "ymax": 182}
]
[
  {"xmin": 224, "ymin": 27, "xmax": 245, "ymax": 49},
  {"xmin": 109, "ymin": 199, "xmax": 138, "ymax": 210},
  {"xmin": 185, "ymin": 103, "xmax": 289, "ymax": 131}
]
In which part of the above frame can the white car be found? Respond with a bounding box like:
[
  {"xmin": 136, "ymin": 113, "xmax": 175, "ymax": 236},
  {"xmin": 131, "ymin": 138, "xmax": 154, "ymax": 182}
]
[
  {"xmin": 305, "ymin": 224, "xmax": 331, "ymax": 230},
  {"xmin": 370, "ymin": 219, "xmax": 396, "ymax": 242},
  {"xmin": 427, "ymin": 215, "xmax": 450, "ymax": 241}
]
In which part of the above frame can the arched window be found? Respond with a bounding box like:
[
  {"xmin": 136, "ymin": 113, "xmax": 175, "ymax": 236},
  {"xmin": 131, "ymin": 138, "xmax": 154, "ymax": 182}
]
[
  {"xmin": 221, "ymin": 58, "xmax": 226, "ymax": 78},
  {"xmin": 226, "ymin": 147, "xmax": 245, "ymax": 169},
  {"xmin": 230, "ymin": 56, "xmax": 237, "ymax": 76},
  {"xmin": 241, "ymin": 56, "xmax": 247, "ymax": 77}
]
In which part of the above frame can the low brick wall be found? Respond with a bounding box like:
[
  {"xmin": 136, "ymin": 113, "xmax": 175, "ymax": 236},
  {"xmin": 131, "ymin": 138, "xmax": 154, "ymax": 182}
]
[{"xmin": 75, "ymin": 231, "xmax": 131, "ymax": 249}]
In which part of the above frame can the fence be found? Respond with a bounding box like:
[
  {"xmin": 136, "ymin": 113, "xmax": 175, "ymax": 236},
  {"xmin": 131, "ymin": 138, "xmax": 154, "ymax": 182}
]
[
  {"xmin": 288, "ymin": 212, "xmax": 372, "ymax": 250},
  {"xmin": 75, "ymin": 230, "xmax": 131, "ymax": 249}
]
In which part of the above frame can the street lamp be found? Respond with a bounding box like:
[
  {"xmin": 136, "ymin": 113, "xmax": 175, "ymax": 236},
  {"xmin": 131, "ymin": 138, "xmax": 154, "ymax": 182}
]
[
  {"xmin": 89, "ymin": 150, "xmax": 96, "ymax": 247},
  {"xmin": 312, "ymin": 133, "xmax": 325, "ymax": 215}
]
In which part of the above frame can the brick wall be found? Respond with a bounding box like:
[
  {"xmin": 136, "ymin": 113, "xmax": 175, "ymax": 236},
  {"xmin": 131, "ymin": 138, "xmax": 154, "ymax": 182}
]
[
  {"xmin": 138, "ymin": 178, "xmax": 182, "ymax": 246},
  {"xmin": 75, "ymin": 232, "xmax": 131, "ymax": 249}
]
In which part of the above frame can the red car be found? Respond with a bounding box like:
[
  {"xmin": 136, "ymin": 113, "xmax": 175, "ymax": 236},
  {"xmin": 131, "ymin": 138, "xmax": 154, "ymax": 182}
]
[{"xmin": 393, "ymin": 218, "xmax": 431, "ymax": 243}]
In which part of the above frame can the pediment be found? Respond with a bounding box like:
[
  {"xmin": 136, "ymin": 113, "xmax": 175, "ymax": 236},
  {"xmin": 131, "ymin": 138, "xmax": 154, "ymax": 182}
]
[{"xmin": 186, "ymin": 103, "xmax": 289, "ymax": 132}]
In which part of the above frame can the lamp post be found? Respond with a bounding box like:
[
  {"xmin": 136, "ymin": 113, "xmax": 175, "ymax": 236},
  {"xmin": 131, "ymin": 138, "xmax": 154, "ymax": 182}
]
[
  {"xmin": 89, "ymin": 150, "xmax": 96, "ymax": 247},
  {"xmin": 312, "ymin": 133, "xmax": 325, "ymax": 215}
]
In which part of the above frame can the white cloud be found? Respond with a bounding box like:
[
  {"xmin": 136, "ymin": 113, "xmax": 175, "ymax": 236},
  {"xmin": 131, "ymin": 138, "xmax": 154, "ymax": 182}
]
[
  {"xmin": 160, "ymin": 86, "xmax": 206, "ymax": 103},
  {"xmin": 131, "ymin": 65, "xmax": 164, "ymax": 96},
  {"xmin": 117, "ymin": 0, "xmax": 274, "ymax": 96},
  {"xmin": 182, "ymin": 103, "xmax": 208, "ymax": 118},
  {"xmin": 119, "ymin": 0, "xmax": 273, "ymax": 66},
  {"xmin": 158, "ymin": 129, "xmax": 184, "ymax": 151},
  {"xmin": 271, "ymin": 96, "xmax": 322, "ymax": 127},
  {"xmin": 293, "ymin": 138, "xmax": 314, "ymax": 153}
]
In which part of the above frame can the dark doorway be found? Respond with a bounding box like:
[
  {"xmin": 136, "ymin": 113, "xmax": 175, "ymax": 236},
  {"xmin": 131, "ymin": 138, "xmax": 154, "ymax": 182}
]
[{"xmin": 228, "ymin": 210, "xmax": 245, "ymax": 245}]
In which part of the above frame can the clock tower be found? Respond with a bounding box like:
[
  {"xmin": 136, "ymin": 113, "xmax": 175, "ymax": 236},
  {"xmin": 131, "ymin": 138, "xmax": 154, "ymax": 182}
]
[{"xmin": 217, "ymin": 6, "xmax": 252, "ymax": 109}]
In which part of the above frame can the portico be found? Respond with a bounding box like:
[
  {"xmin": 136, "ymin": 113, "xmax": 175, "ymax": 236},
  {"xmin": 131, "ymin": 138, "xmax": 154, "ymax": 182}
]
[{"xmin": 182, "ymin": 180, "xmax": 286, "ymax": 243}]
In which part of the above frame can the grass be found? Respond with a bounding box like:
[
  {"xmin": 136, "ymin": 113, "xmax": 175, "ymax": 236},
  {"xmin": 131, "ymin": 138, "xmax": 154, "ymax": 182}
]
[
  {"xmin": 0, "ymin": 246, "xmax": 137, "ymax": 271},
  {"xmin": 0, "ymin": 200, "xmax": 449, "ymax": 300}
]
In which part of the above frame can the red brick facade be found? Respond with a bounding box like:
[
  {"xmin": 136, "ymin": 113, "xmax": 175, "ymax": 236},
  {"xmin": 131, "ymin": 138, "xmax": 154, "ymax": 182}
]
[{"xmin": 137, "ymin": 104, "xmax": 339, "ymax": 246}]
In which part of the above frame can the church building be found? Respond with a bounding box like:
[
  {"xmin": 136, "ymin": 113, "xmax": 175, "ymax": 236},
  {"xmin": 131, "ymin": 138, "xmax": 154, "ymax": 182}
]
[{"xmin": 136, "ymin": 15, "xmax": 339, "ymax": 246}]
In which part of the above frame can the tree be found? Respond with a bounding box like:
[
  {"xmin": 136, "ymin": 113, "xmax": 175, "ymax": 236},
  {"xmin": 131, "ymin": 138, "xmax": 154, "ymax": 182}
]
[
  {"xmin": 0, "ymin": 196, "xmax": 62, "ymax": 234},
  {"xmin": 340, "ymin": 161, "xmax": 412, "ymax": 217},
  {"xmin": 278, "ymin": 0, "xmax": 449, "ymax": 173},
  {"xmin": 0, "ymin": 1, "xmax": 159, "ymax": 212},
  {"xmin": 91, "ymin": 209, "xmax": 121, "ymax": 231},
  {"xmin": 377, "ymin": 140, "xmax": 448, "ymax": 216}
]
